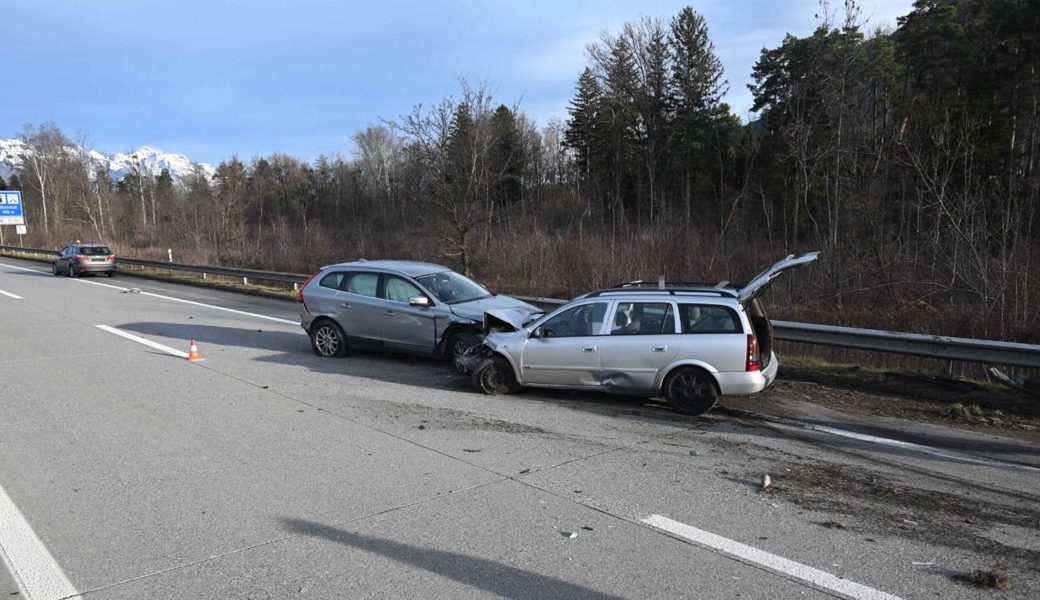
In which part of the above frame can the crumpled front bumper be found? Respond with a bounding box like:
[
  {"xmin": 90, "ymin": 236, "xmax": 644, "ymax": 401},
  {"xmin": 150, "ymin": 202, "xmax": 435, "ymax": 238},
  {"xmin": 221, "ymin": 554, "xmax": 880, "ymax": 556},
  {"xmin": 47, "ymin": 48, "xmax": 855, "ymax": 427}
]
[{"xmin": 454, "ymin": 343, "xmax": 494, "ymax": 374}]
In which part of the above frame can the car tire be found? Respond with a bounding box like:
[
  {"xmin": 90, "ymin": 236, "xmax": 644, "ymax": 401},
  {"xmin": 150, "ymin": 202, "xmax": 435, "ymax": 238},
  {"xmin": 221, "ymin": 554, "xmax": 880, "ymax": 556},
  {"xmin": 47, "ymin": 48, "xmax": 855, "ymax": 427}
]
[
  {"xmin": 310, "ymin": 320, "xmax": 348, "ymax": 357},
  {"xmin": 663, "ymin": 367, "xmax": 718, "ymax": 416},
  {"xmin": 51, "ymin": 263, "xmax": 58, "ymax": 276},
  {"xmin": 471, "ymin": 355, "xmax": 519, "ymax": 395},
  {"xmin": 67, "ymin": 264, "xmax": 76, "ymax": 278},
  {"xmin": 106, "ymin": 271, "xmax": 115, "ymax": 277}
]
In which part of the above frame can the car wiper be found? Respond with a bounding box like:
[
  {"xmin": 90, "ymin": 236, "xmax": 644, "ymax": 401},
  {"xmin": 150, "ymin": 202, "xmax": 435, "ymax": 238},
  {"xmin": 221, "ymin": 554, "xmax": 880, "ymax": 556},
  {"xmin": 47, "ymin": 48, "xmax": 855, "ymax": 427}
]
[{"xmin": 446, "ymin": 294, "xmax": 493, "ymax": 305}]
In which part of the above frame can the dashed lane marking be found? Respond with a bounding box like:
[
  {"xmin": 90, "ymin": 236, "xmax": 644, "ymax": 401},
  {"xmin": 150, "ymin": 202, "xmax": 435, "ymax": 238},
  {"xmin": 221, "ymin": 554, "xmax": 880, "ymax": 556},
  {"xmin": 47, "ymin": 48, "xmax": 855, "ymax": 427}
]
[
  {"xmin": 0, "ymin": 482, "xmax": 80, "ymax": 600},
  {"xmin": 96, "ymin": 324, "xmax": 191, "ymax": 359},
  {"xmin": 0, "ymin": 289, "xmax": 22, "ymax": 299},
  {"xmin": 642, "ymin": 514, "xmax": 901, "ymax": 600}
]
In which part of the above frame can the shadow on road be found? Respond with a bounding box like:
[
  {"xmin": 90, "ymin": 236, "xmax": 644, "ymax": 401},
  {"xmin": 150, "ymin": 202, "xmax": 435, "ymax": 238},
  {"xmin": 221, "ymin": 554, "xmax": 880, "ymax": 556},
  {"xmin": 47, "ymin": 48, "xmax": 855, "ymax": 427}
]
[{"xmin": 280, "ymin": 518, "xmax": 625, "ymax": 600}]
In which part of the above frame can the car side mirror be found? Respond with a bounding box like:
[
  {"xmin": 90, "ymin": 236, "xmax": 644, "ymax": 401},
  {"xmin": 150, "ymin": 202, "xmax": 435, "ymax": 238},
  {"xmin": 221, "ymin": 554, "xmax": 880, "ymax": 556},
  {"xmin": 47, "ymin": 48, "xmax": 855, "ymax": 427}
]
[
  {"xmin": 408, "ymin": 296, "xmax": 431, "ymax": 307},
  {"xmin": 530, "ymin": 327, "xmax": 543, "ymax": 339}
]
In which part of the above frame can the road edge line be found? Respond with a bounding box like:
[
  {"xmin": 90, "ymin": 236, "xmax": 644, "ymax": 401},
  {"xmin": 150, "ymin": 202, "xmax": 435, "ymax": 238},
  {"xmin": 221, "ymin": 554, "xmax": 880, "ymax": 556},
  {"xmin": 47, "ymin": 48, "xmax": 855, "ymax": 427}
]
[{"xmin": 642, "ymin": 514, "xmax": 901, "ymax": 600}]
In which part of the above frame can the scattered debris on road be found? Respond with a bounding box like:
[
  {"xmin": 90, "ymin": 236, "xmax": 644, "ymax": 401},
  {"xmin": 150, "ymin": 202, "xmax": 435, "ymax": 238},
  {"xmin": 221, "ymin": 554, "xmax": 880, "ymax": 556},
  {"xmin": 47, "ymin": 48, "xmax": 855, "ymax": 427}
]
[
  {"xmin": 961, "ymin": 564, "xmax": 1012, "ymax": 589},
  {"xmin": 761, "ymin": 474, "xmax": 772, "ymax": 490},
  {"xmin": 122, "ymin": 288, "xmax": 141, "ymax": 293},
  {"xmin": 559, "ymin": 531, "xmax": 578, "ymax": 539},
  {"xmin": 821, "ymin": 521, "xmax": 847, "ymax": 530}
]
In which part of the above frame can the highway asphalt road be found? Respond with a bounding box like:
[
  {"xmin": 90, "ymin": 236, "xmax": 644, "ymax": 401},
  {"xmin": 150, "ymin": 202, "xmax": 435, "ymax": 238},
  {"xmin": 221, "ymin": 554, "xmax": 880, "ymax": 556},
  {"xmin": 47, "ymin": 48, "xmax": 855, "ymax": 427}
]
[{"xmin": 1, "ymin": 256, "xmax": 1038, "ymax": 599}]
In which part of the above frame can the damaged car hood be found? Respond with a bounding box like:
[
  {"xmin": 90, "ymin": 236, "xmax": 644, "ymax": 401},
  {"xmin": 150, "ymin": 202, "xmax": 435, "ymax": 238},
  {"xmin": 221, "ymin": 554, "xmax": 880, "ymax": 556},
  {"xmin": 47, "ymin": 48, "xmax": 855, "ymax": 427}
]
[
  {"xmin": 449, "ymin": 295, "xmax": 540, "ymax": 323},
  {"xmin": 483, "ymin": 307, "xmax": 543, "ymax": 333}
]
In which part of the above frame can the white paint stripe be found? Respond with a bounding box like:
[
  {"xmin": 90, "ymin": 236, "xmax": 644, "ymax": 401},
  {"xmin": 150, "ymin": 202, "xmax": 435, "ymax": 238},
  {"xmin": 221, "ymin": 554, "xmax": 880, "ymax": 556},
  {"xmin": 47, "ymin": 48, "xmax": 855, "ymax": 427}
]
[
  {"xmin": 803, "ymin": 422, "xmax": 1040, "ymax": 473},
  {"xmin": 0, "ymin": 289, "xmax": 22, "ymax": 300},
  {"xmin": 0, "ymin": 482, "xmax": 80, "ymax": 600},
  {"xmin": 739, "ymin": 410, "xmax": 1040, "ymax": 475},
  {"xmin": 642, "ymin": 515, "xmax": 900, "ymax": 600},
  {"xmin": 95, "ymin": 324, "xmax": 190, "ymax": 359},
  {"xmin": 138, "ymin": 291, "xmax": 298, "ymax": 324},
  {"xmin": 0, "ymin": 263, "xmax": 53, "ymax": 276},
  {"xmin": 1, "ymin": 261, "xmax": 296, "ymax": 325},
  {"xmin": 70, "ymin": 278, "xmax": 128, "ymax": 291}
]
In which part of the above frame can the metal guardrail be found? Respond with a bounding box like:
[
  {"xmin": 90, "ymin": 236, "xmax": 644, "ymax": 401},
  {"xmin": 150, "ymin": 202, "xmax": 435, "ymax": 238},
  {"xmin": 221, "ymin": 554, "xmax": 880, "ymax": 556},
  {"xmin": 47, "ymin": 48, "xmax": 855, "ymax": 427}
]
[
  {"xmin": 3, "ymin": 244, "xmax": 1039, "ymax": 368},
  {"xmin": 0, "ymin": 245, "xmax": 310, "ymax": 286}
]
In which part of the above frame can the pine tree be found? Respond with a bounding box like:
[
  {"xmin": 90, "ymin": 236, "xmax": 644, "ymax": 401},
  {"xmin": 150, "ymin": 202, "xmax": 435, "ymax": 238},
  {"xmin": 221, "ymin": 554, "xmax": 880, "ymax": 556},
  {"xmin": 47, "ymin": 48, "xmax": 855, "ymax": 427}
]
[
  {"xmin": 564, "ymin": 68, "xmax": 604, "ymax": 178},
  {"xmin": 602, "ymin": 36, "xmax": 640, "ymax": 224},
  {"xmin": 0, "ymin": 175, "xmax": 7, "ymax": 190},
  {"xmin": 669, "ymin": 7, "xmax": 727, "ymax": 225}
]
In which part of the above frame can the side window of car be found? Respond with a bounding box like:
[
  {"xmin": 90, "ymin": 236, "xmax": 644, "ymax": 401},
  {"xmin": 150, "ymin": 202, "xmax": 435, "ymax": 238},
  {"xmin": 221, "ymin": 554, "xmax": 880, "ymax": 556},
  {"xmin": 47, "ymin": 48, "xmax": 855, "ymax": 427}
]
[
  {"xmin": 610, "ymin": 302, "xmax": 675, "ymax": 335},
  {"xmin": 319, "ymin": 272, "xmax": 347, "ymax": 290},
  {"xmin": 540, "ymin": 302, "xmax": 608, "ymax": 338},
  {"xmin": 680, "ymin": 304, "xmax": 742, "ymax": 334},
  {"xmin": 384, "ymin": 276, "xmax": 424, "ymax": 303},
  {"xmin": 345, "ymin": 272, "xmax": 379, "ymax": 298}
]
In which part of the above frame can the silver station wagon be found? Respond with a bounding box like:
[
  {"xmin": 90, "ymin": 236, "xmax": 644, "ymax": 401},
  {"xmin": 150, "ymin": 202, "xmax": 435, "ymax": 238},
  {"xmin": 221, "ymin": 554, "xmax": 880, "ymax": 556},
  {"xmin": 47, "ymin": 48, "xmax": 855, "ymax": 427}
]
[
  {"xmin": 468, "ymin": 252, "xmax": 819, "ymax": 416},
  {"xmin": 297, "ymin": 260, "xmax": 542, "ymax": 360}
]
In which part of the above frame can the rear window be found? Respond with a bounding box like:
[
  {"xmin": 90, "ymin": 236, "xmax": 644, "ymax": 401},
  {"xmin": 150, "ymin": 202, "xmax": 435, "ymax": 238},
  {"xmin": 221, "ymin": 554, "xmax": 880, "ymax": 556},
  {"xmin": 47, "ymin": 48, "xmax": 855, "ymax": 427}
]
[
  {"xmin": 79, "ymin": 246, "xmax": 112, "ymax": 256},
  {"xmin": 680, "ymin": 304, "xmax": 742, "ymax": 334},
  {"xmin": 319, "ymin": 272, "xmax": 347, "ymax": 290}
]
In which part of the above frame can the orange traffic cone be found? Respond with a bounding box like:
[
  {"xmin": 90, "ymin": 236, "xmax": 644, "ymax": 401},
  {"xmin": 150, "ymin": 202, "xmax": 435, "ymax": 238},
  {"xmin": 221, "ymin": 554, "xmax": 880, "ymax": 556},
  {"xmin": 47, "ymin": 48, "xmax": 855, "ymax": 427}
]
[{"xmin": 187, "ymin": 339, "xmax": 205, "ymax": 362}]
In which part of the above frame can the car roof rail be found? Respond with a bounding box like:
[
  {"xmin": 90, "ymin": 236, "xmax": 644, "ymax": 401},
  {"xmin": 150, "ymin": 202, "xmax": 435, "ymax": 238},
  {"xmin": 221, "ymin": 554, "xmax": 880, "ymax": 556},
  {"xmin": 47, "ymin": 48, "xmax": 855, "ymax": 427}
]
[{"xmin": 583, "ymin": 287, "xmax": 737, "ymax": 298}]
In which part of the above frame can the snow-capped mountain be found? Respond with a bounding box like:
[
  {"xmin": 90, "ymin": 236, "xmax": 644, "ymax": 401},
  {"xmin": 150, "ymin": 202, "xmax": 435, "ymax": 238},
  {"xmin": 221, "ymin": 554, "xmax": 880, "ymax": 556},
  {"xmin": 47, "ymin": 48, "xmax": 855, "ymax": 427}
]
[{"xmin": 0, "ymin": 138, "xmax": 215, "ymax": 185}]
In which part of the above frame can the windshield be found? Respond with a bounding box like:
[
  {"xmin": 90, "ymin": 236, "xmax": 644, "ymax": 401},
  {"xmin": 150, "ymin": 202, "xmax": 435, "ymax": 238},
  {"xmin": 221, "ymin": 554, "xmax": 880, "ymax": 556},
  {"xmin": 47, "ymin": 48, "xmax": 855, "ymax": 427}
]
[{"xmin": 415, "ymin": 271, "xmax": 491, "ymax": 304}]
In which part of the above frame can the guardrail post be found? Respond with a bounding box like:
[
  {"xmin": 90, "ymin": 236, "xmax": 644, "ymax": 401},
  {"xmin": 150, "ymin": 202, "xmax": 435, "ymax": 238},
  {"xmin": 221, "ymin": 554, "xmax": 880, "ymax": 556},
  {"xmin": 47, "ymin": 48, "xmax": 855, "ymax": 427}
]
[{"xmin": 243, "ymin": 276, "xmax": 248, "ymax": 286}]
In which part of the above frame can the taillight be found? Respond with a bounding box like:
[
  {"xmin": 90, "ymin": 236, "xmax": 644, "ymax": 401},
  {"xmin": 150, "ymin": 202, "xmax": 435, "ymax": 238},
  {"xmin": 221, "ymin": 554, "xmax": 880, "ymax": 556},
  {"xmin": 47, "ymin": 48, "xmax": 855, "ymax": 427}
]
[
  {"xmin": 297, "ymin": 271, "xmax": 320, "ymax": 303},
  {"xmin": 746, "ymin": 334, "xmax": 761, "ymax": 372},
  {"xmin": 107, "ymin": 254, "xmax": 116, "ymax": 261},
  {"xmin": 74, "ymin": 254, "xmax": 88, "ymax": 261}
]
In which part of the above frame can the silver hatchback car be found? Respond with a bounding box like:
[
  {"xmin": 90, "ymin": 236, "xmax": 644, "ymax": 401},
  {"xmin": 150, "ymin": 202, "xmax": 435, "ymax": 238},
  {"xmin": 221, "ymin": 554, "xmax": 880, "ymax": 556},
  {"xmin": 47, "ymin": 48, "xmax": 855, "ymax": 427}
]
[
  {"xmin": 297, "ymin": 260, "xmax": 542, "ymax": 360},
  {"xmin": 468, "ymin": 252, "xmax": 819, "ymax": 416}
]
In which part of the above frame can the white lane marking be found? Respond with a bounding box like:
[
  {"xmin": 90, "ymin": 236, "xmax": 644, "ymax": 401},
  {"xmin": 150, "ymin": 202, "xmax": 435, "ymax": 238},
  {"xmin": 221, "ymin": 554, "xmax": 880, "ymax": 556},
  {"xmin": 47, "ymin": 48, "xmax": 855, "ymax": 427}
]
[
  {"xmin": 804, "ymin": 422, "xmax": 1040, "ymax": 474},
  {"xmin": 642, "ymin": 515, "xmax": 901, "ymax": 600},
  {"xmin": 0, "ymin": 482, "xmax": 81, "ymax": 600},
  {"xmin": 69, "ymin": 278, "xmax": 127, "ymax": 291},
  {"xmin": 0, "ymin": 289, "xmax": 22, "ymax": 300},
  {"xmin": 736, "ymin": 409, "xmax": 1040, "ymax": 475},
  {"xmin": 137, "ymin": 291, "xmax": 297, "ymax": 325},
  {"xmin": 95, "ymin": 325, "xmax": 190, "ymax": 359},
  {"xmin": 1, "ymin": 261, "xmax": 297, "ymax": 325}
]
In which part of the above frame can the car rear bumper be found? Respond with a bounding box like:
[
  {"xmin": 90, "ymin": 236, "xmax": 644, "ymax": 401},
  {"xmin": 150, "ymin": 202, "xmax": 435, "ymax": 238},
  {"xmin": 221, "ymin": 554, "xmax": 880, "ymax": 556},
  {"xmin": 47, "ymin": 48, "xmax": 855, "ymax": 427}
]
[
  {"xmin": 74, "ymin": 261, "xmax": 116, "ymax": 273},
  {"xmin": 715, "ymin": 353, "xmax": 778, "ymax": 395}
]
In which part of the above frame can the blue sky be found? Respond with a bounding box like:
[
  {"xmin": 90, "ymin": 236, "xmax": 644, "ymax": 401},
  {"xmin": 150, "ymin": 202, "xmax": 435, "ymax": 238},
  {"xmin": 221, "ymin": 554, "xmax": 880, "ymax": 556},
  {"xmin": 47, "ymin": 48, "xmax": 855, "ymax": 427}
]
[{"xmin": 2, "ymin": 0, "xmax": 913, "ymax": 165}]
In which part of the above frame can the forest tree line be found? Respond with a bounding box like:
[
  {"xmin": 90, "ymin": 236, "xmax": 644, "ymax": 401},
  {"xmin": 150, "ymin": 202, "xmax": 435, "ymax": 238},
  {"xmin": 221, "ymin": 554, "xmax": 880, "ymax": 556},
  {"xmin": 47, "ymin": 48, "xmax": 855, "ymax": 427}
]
[{"xmin": 2, "ymin": 0, "xmax": 1038, "ymax": 344}]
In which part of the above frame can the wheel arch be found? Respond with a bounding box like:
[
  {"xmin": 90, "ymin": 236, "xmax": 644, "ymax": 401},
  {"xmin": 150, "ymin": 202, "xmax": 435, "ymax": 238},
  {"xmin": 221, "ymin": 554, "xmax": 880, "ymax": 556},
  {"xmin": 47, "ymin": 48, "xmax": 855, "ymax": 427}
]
[
  {"xmin": 656, "ymin": 360, "xmax": 721, "ymax": 396},
  {"xmin": 488, "ymin": 349, "xmax": 523, "ymax": 383},
  {"xmin": 308, "ymin": 315, "xmax": 342, "ymax": 335}
]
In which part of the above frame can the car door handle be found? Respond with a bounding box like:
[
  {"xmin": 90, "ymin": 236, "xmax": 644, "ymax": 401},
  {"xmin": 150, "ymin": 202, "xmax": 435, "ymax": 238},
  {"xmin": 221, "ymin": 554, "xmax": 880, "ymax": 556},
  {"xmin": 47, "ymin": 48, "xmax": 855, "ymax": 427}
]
[
  {"xmin": 340, "ymin": 302, "xmax": 351, "ymax": 308},
  {"xmin": 651, "ymin": 346, "xmax": 668, "ymax": 352},
  {"xmin": 384, "ymin": 310, "xmax": 395, "ymax": 316},
  {"xmin": 581, "ymin": 347, "xmax": 596, "ymax": 353}
]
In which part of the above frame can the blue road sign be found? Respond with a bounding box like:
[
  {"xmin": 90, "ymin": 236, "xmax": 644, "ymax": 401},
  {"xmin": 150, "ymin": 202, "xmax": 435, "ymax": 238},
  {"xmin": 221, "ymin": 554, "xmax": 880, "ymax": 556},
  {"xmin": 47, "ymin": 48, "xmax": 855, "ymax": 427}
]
[{"xmin": 0, "ymin": 191, "xmax": 24, "ymax": 225}]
